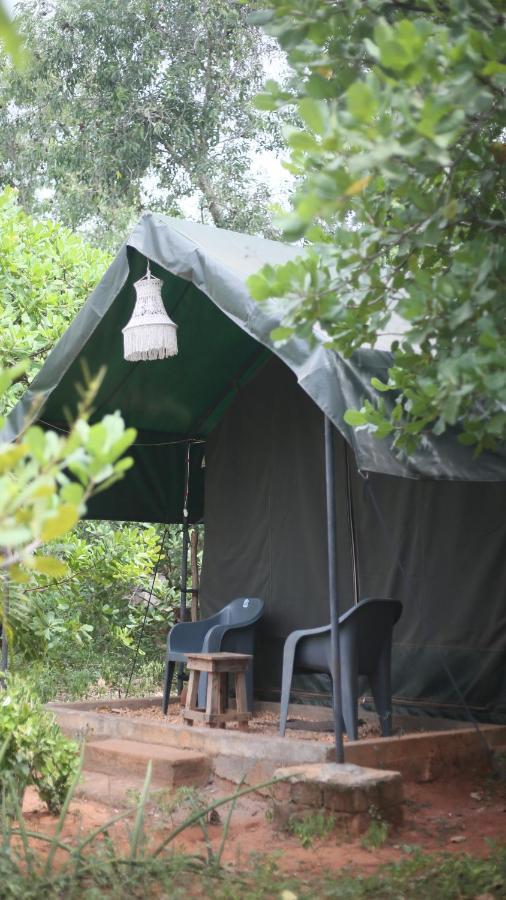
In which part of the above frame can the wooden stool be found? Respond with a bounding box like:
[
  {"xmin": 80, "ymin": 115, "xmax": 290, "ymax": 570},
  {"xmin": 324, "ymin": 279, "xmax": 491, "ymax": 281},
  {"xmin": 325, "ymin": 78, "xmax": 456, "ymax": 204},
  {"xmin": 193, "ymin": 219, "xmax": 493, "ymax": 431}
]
[{"xmin": 183, "ymin": 652, "xmax": 252, "ymax": 730}]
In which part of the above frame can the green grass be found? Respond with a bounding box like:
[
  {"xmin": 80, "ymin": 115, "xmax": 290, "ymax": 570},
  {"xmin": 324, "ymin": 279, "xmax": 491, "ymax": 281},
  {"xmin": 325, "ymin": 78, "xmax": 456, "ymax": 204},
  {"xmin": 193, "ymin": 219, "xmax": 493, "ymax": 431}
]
[
  {"xmin": 321, "ymin": 844, "xmax": 506, "ymax": 899},
  {"xmin": 360, "ymin": 808, "xmax": 389, "ymax": 850},
  {"xmin": 1, "ymin": 755, "xmax": 505, "ymax": 899},
  {"xmin": 0, "ymin": 844, "xmax": 504, "ymax": 899},
  {"xmin": 288, "ymin": 810, "xmax": 336, "ymax": 848}
]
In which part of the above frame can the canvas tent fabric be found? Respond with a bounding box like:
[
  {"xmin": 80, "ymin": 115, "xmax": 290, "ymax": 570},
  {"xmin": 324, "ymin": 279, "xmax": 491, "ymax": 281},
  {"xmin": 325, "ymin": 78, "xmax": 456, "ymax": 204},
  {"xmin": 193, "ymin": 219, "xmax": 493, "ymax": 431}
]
[
  {"xmin": 2, "ymin": 213, "xmax": 505, "ymax": 721},
  {"xmin": 3, "ymin": 213, "xmax": 506, "ymax": 506},
  {"xmin": 201, "ymin": 357, "xmax": 506, "ymax": 722}
]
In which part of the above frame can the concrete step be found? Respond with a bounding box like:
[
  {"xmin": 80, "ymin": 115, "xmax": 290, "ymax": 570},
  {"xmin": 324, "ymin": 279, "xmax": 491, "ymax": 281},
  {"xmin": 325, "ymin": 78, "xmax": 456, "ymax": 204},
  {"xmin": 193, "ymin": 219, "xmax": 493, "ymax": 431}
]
[
  {"xmin": 84, "ymin": 738, "xmax": 211, "ymax": 789},
  {"xmin": 76, "ymin": 770, "xmax": 179, "ymax": 806}
]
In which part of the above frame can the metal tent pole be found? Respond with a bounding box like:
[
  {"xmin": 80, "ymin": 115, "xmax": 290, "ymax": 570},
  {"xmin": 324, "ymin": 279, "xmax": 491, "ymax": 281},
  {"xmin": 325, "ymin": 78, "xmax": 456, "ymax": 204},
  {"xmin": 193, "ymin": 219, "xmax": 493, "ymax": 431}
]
[
  {"xmin": 324, "ymin": 415, "xmax": 344, "ymax": 763},
  {"xmin": 344, "ymin": 441, "xmax": 360, "ymax": 605},
  {"xmin": 177, "ymin": 442, "xmax": 191, "ymax": 695},
  {"xmin": 177, "ymin": 521, "xmax": 189, "ymax": 695}
]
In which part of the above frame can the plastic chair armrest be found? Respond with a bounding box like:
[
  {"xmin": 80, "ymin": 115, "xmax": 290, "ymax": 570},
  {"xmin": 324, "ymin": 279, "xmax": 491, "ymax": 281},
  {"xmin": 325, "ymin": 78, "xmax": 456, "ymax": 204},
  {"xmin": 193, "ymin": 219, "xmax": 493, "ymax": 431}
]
[
  {"xmin": 202, "ymin": 624, "xmax": 232, "ymax": 652},
  {"xmin": 293, "ymin": 625, "xmax": 331, "ymax": 639},
  {"xmin": 168, "ymin": 615, "xmax": 220, "ymax": 652}
]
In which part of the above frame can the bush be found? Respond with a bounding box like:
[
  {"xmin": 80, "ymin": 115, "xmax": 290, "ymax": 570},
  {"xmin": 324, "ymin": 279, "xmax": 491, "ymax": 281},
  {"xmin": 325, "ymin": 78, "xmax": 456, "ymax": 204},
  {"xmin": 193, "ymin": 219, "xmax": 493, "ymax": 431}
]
[
  {"xmin": 0, "ymin": 674, "xmax": 79, "ymax": 813},
  {"xmin": 11, "ymin": 521, "xmax": 184, "ymax": 701}
]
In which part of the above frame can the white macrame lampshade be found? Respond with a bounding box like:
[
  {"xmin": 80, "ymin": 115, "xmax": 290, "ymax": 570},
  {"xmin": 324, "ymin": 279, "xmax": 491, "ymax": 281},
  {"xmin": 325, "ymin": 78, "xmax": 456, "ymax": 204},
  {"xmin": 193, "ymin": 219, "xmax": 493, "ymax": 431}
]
[{"xmin": 122, "ymin": 264, "xmax": 178, "ymax": 361}]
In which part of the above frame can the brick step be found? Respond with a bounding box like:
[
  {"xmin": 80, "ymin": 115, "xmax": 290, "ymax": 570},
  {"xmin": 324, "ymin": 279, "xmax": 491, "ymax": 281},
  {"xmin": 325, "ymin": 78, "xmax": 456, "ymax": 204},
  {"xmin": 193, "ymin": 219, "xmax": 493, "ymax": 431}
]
[{"xmin": 84, "ymin": 738, "xmax": 211, "ymax": 789}]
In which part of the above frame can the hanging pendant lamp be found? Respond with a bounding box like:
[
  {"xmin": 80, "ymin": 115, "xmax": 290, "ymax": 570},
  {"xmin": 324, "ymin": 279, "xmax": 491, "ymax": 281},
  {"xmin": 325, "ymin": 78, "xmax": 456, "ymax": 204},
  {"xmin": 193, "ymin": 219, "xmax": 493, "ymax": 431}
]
[{"xmin": 122, "ymin": 263, "xmax": 178, "ymax": 361}]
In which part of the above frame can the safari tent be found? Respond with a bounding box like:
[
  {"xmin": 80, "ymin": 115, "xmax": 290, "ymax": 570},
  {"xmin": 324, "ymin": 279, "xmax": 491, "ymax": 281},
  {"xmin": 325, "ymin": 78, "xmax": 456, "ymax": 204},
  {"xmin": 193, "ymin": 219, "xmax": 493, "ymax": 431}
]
[{"xmin": 3, "ymin": 213, "xmax": 505, "ymax": 725}]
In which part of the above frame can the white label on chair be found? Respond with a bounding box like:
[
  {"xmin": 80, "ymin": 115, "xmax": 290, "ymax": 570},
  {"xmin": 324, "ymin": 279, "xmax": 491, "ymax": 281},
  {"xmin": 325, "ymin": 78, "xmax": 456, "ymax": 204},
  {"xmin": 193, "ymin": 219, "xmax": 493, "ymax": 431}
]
[{"xmin": 243, "ymin": 599, "xmax": 249, "ymax": 608}]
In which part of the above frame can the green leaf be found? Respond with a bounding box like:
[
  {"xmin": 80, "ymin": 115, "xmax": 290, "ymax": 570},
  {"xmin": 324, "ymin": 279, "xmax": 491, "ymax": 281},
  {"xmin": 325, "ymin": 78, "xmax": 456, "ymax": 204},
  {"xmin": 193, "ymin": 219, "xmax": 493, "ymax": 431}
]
[
  {"xmin": 113, "ymin": 456, "xmax": 134, "ymax": 474},
  {"xmin": 0, "ymin": 5, "xmax": 26, "ymax": 67},
  {"xmin": 31, "ymin": 556, "xmax": 68, "ymax": 577},
  {"xmin": 40, "ymin": 504, "xmax": 79, "ymax": 541},
  {"xmin": 0, "ymin": 526, "xmax": 32, "ymax": 547},
  {"xmin": 378, "ymin": 39, "xmax": 412, "ymax": 71},
  {"xmin": 24, "ymin": 426, "xmax": 46, "ymax": 461},
  {"xmin": 458, "ymin": 431, "xmax": 478, "ymax": 446},
  {"xmin": 346, "ymin": 83, "xmax": 378, "ymax": 122},
  {"xmin": 286, "ymin": 130, "xmax": 318, "ymax": 152},
  {"xmin": 271, "ymin": 327, "xmax": 293, "ymax": 343},
  {"xmin": 371, "ymin": 377, "xmax": 391, "ymax": 392},
  {"xmin": 343, "ymin": 409, "xmax": 368, "ymax": 426},
  {"xmin": 441, "ymin": 394, "xmax": 460, "ymax": 425},
  {"xmin": 478, "ymin": 332, "xmax": 498, "ymax": 350},
  {"xmin": 108, "ymin": 428, "xmax": 137, "ymax": 463},
  {"xmin": 253, "ymin": 93, "xmax": 278, "ymax": 112},
  {"xmin": 60, "ymin": 482, "xmax": 85, "ymax": 505},
  {"xmin": 374, "ymin": 421, "xmax": 394, "ymax": 438},
  {"xmin": 481, "ymin": 61, "xmax": 506, "ymax": 76},
  {"xmin": 247, "ymin": 10, "xmax": 274, "ymax": 26},
  {"xmin": 449, "ymin": 302, "xmax": 473, "ymax": 329},
  {"xmin": 298, "ymin": 98, "xmax": 326, "ymax": 135}
]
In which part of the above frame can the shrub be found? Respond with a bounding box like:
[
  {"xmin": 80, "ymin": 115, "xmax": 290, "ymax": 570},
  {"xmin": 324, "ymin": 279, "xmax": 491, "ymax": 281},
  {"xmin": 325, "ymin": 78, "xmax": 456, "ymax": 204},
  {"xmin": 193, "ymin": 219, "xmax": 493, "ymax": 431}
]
[{"xmin": 0, "ymin": 674, "xmax": 79, "ymax": 813}]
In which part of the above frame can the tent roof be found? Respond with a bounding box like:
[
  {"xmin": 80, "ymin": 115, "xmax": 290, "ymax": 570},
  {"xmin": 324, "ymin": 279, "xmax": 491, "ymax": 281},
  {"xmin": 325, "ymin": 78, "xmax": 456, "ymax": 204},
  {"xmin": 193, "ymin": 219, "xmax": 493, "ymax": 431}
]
[{"xmin": 2, "ymin": 213, "xmax": 505, "ymax": 523}]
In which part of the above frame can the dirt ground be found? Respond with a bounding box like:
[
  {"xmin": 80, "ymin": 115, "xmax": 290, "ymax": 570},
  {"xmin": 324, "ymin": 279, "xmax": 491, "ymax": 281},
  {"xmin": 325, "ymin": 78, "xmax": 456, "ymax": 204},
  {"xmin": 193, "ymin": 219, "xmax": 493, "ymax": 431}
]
[
  {"xmin": 21, "ymin": 767, "xmax": 506, "ymax": 879},
  {"xmin": 94, "ymin": 703, "xmax": 433, "ymax": 742}
]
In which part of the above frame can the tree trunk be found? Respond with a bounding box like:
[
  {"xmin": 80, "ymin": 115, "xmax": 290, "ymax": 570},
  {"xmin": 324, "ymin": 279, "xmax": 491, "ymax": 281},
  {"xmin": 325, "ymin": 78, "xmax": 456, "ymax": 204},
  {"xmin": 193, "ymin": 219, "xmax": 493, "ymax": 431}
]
[{"xmin": 196, "ymin": 174, "xmax": 227, "ymax": 228}]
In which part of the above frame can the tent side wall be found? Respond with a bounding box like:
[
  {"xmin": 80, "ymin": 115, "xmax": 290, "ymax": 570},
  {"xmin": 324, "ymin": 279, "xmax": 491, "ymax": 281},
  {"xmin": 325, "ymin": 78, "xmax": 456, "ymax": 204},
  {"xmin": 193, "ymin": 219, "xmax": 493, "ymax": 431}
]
[{"xmin": 200, "ymin": 357, "xmax": 506, "ymax": 722}]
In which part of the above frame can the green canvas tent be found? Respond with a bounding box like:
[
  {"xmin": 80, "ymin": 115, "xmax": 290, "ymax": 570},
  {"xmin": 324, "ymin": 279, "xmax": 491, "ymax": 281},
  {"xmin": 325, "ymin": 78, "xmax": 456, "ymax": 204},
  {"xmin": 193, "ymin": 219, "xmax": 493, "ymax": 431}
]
[{"xmin": 2, "ymin": 213, "xmax": 505, "ymax": 723}]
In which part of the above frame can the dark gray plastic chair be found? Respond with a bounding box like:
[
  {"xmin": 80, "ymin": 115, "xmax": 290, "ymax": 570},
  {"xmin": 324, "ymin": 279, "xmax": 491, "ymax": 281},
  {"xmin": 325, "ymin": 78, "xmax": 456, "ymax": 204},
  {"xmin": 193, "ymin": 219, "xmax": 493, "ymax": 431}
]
[
  {"xmin": 162, "ymin": 597, "xmax": 264, "ymax": 715},
  {"xmin": 279, "ymin": 597, "xmax": 402, "ymax": 740}
]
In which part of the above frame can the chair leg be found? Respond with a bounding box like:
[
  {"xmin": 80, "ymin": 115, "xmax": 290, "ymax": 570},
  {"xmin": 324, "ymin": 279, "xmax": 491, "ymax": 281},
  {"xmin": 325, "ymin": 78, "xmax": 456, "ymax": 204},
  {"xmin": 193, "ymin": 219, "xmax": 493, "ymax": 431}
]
[
  {"xmin": 340, "ymin": 670, "xmax": 359, "ymax": 741},
  {"xmin": 197, "ymin": 672, "xmax": 208, "ymax": 710},
  {"xmin": 339, "ymin": 633, "xmax": 359, "ymax": 741},
  {"xmin": 162, "ymin": 660, "xmax": 175, "ymax": 715},
  {"xmin": 369, "ymin": 643, "xmax": 393, "ymax": 737},
  {"xmin": 279, "ymin": 638, "xmax": 298, "ymax": 736}
]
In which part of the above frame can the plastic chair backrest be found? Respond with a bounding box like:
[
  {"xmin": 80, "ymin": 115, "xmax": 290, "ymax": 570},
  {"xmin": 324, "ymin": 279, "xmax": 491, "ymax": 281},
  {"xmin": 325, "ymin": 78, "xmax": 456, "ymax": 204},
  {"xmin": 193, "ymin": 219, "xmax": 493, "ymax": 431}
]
[
  {"xmin": 340, "ymin": 597, "xmax": 402, "ymax": 674},
  {"xmin": 217, "ymin": 597, "xmax": 264, "ymax": 627}
]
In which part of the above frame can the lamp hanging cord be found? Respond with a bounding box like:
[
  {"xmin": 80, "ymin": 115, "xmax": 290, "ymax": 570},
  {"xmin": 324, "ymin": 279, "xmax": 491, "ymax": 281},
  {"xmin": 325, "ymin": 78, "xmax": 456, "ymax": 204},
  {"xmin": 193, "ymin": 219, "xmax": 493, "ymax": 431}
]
[{"xmin": 125, "ymin": 525, "xmax": 169, "ymax": 698}]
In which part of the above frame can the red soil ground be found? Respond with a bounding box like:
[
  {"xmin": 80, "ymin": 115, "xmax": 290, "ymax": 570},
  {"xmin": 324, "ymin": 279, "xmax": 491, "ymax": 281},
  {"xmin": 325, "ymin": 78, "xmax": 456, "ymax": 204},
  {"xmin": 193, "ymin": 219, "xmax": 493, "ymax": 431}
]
[{"xmin": 21, "ymin": 768, "xmax": 506, "ymax": 879}]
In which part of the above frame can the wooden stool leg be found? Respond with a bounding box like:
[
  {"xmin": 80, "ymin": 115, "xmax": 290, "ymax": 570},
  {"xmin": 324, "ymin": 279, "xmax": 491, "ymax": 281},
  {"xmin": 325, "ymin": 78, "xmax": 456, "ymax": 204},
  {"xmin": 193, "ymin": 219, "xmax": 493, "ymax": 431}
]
[
  {"xmin": 207, "ymin": 671, "xmax": 221, "ymax": 727},
  {"xmin": 218, "ymin": 672, "xmax": 227, "ymax": 728},
  {"xmin": 235, "ymin": 671, "xmax": 249, "ymax": 731},
  {"xmin": 183, "ymin": 670, "xmax": 199, "ymax": 726}
]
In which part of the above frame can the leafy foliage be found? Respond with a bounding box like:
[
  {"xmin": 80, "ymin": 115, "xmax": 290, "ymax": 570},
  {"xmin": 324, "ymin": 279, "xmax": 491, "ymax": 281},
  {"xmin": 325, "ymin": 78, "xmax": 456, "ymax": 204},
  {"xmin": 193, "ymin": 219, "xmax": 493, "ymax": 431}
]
[
  {"xmin": 0, "ymin": 365, "xmax": 136, "ymax": 578},
  {"xmin": 0, "ymin": 673, "xmax": 78, "ymax": 813},
  {"xmin": 0, "ymin": 0, "xmax": 24, "ymax": 67},
  {"xmin": 0, "ymin": 362, "xmax": 139, "ymax": 703},
  {"xmin": 0, "ymin": 187, "xmax": 111, "ymax": 413},
  {"xmin": 0, "ymin": 191, "xmax": 184, "ymax": 692},
  {"xmin": 12, "ymin": 523, "xmax": 161, "ymax": 654},
  {"xmin": 249, "ymin": 0, "xmax": 506, "ymax": 454},
  {"xmin": 14, "ymin": 522, "xmax": 187, "ymax": 700},
  {"xmin": 1, "ymin": 0, "xmax": 279, "ymax": 244}
]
